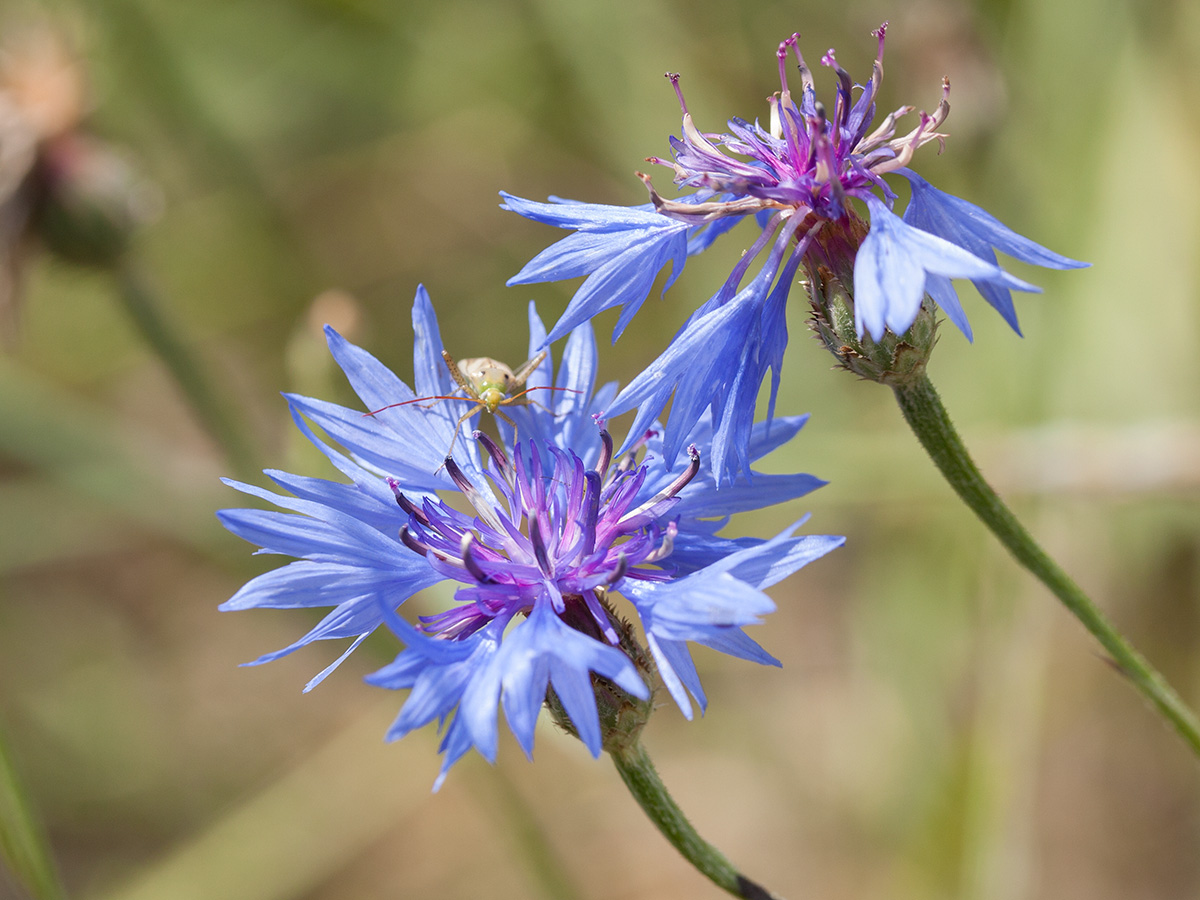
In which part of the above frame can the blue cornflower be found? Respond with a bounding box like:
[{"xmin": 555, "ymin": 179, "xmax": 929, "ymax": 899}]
[
  {"xmin": 503, "ymin": 24, "xmax": 1087, "ymax": 479},
  {"xmin": 219, "ymin": 286, "xmax": 843, "ymax": 787}
]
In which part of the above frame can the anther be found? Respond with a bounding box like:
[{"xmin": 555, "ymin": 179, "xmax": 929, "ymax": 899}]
[
  {"xmin": 529, "ymin": 517, "xmax": 553, "ymax": 576},
  {"xmin": 444, "ymin": 455, "xmax": 504, "ymax": 532},
  {"xmin": 664, "ymin": 445, "xmax": 702, "ymax": 499},
  {"xmin": 391, "ymin": 485, "xmax": 432, "ymax": 527},
  {"xmin": 460, "ymin": 532, "xmax": 494, "ymax": 584},
  {"xmin": 642, "ymin": 521, "xmax": 678, "ymax": 564},
  {"xmin": 666, "ymin": 72, "xmax": 688, "ymax": 115},
  {"xmin": 473, "ymin": 430, "xmax": 510, "ymax": 480},
  {"xmin": 581, "ymin": 471, "xmax": 601, "ymax": 557},
  {"xmin": 616, "ymin": 445, "xmax": 700, "ymax": 527},
  {"xmin": 399, "ymin": 524, "xmax": 430, "ymax": 556},
  {"xmin": 595, "ymin": 428, "xmax": 613, "ymax": 480},
  {"xmin": 604, "ymin": 552, "xmax": 629, "ymax": 586},
  {"xmin": 788, "ymin": 35, "xmax": 814, "ymax": 95}
]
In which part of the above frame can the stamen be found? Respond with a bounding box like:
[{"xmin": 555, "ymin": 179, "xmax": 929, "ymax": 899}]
[
  {"xmin": 444, "ymin": 456, "xmax": 505, "ymax": 532},
  {"xmin": 663, "ymin": 444, "xmax": 702, "ymax": 499},
  {"xmin": 473, "ymin": 430, "xmax": 511, "ymax": 481},
  {"xmin": 776, "ymin": 39, "xmax": 792, "ymax": 94},
  {"xmin": 391, "ymin": 483, "xmax": 432, "ymax": 527},
  {"xmin": 583, "ymin": 588, "xmax": 621, "ymax": 644},
  {"xmin": 460, "ymin": 532, "xmax": 495, "ymax": 584},
  {"xmin": 666, "ymin": 72, "xmax": 688, "ymax": 115},
  {"xmin": 637, "ymin": 171, "xmax": 773, "ymax": 224},
  {"xmin": 614, "ymin": 429, "xmax": 657, "ymax": 477},
  {"xmin": 926, "ymin": 76, "xmax": 951, "ymax": 132},
  {"xmin": 788, "ymin": 36, "xmax": 814, "ymax": 95},
  {"xmin": 617, "ymin": 445, "xmax": 700, "ymax": 526},
  {"xmin": 873, "ymin": 21, "xmax": 889, "ymax": 59},
  {"xmin": 604, "ymin": 553, "xmax": 628, "ymax": 586},
  {"xmin": 400, "ymin": 525, "xmax": 460, "ymax": 566},
  {"xmin": 642, "ymin": 521, "xmax": 678, "ymax": 564},
  {"xmin": 529, "ymin": 516, "xmax": 553, "ymax": 576},
  {"xmin": 814, "ymin": 130, "xmax": 847, "ymax": 216},
  {"xmin": 820, "ymin": 49, "xmax": 854, "ymax": 139},
  {"xmin": 595, "ymin": 428, "xmax": 613, "ymax": 480},
  {"xmin": 858, "ymin": 104, "xmax": 912, "ymax": 153},
  {"xmin": 808, "ymin": 102, "xmax": 828, "ymax": 170},
  {"xmin": 846, "ymin": 24, "xmax": 889, "ymax": 148},
  {"xmin": 768, "ymin": 94, "xmax": 783, "ymax": 142},
  {"xmin": 773, "ymin": 35, "xmax": 810, "ymax": 172},
  {"xmin": 580, "ymin": 471, "xmax": 601, "ymax": 557},
  {"xmin": 875, "ymin": 110, "xmax": 935, "ymax": 175}
]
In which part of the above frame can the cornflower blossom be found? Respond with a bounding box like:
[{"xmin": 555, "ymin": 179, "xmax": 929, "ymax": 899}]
[
  {"xmin": 503, "ymin": 24, "xmax": 1087, "ymax": 481},
  {"xmin": 219, "ymin": 287, "xmax": 843, "ymax": 787}
]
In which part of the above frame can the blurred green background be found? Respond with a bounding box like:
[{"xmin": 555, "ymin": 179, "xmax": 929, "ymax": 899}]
[{"xmin": 0, "ymin": 0, "xmax": 1197, "ymax": 897}]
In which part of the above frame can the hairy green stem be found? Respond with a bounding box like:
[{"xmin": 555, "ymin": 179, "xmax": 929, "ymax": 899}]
[
  {"xmin": 114, "ymin": 264, "xmax": 258, "ymax": 477},
  {"xmin": 894, "ymin": 373, "xmax": 1200, "ymax": 757},
  {"xmin": 609, "ymin": 741, "xmax": 781, "ymax": 900},
  {"xmin": 0, "ymin": 718, "xmax": 67, "ymax": 900}
]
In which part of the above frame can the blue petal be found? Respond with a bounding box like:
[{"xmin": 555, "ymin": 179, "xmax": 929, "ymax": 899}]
[
  {"xmin": 691, "ymin": 626, "xmax": 780, "ymax": 667},
  {"xmin": 410, "ymin": 284, "xmax": 458, "ymax": 400},
  {"xmin": 501, "ymin": 193, "xmax": 666, "ymax": 231},
  {"xmin": 714, "ymin": 529, "xmax": 845, "ymax": 590},
  {"xmin": 856, "ymin": 196, "xmax": 1040, "ymax": 340},
  {"xmin": 686, "ymin": 213, "xmax": 742, "ymax": 256},
  {"xmin": 604, "ymin": 290, "xmax": 757, "ymax": 464},
  {"xmin": 900, "ymin": 171, "xmax": 1089, "ymax": 270},
  {"xmin": 263, "ymin": 469, "xmax": 403, "ymax": 535},
  {"xmin": 553, "ymin": 317, "xmax": 602, "ymax": 454},
  {"xmin": 503, "ymin": 193, "xmax": 691, "ymax": 345},
  {"xmin": 284, "ymin": 394, "xmax": 448, "ymax": 492},
  {"xmin": 924, "ymin": 274, "xmax": 975, "ymax": 340},
  {"xmin": 324, "ymin": 325, "xmax": 417, "ymax": 419},
  {"xmin": 220, "ymin": 560, "xmax": 398, "ymax": 611},
  {"xmin": 220, "ymin": 479, "xmax": 408, "ymax": 566},
  {"xmin": 895, "ymin": 172, "xmax": 1088, "ymax": 337},
  {"xmin": 644, "ymin": 633, "xmax": 706, "ymax": 719},
  {"xmin": 552, "ymin": 229, "xmax": 690, "ymax": 345},
  {"xmin": 673, "ymin": 473, "xmax": 827, "ymax": 519}
]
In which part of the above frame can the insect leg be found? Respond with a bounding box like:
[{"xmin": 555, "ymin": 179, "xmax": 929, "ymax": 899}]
[
  {"xmin": 508, "ymin": 349, "xmax": 548, "ymax": 390},
  {"xmin": 442, "ymin": 402, "xmax": 484, "ymax": 462},
  {"xmin": 495, "ymin": 408, "xmax": 519, "ymax": 449},
  {"xmin": 442, "ymin": 350, "xmax": 480, "ymax": 399}
]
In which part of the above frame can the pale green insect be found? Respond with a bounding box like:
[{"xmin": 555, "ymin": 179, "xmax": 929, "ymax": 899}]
[{"xmin": 367, "ymin": 349, "xmax": 573, "ymax": 460}]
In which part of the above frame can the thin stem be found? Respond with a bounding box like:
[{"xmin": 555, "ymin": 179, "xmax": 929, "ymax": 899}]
[
  {"xmin": 609, "ymin": 740, "xmax": 781, "ymax": 900},
  {"xmin": 893, "ymin": 373, "xmax": 1200, "ymax": 757},
  {"xmin": 0, "ymin": 717, "xmax": 67, "ymax": 900},
  {"xmin": 113, "ymin": 263, "xmax": 258, "ymax": 477}
]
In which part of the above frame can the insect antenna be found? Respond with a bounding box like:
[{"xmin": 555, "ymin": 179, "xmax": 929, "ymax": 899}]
[{"xmin": 362, "ymin": 394, "xmax": 468, "ymax": 417}]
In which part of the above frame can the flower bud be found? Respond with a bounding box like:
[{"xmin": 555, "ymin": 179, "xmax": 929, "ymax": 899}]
[
  {"xmin": 807, "ymin": 261, "xmax": 938, "ymax": 387},
  {"xmin": 35, "ymin": 135, "xmax": 158, "ymax": 267}
]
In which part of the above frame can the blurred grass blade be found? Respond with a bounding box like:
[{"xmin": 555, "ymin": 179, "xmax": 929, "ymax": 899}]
[
  {"xmin": 471, "ymin": 767, "xmax": 583, "ymax": 900},
  {"xmin": 92, "ymin": 701, "xmax": 426, "ymax": 900},
  {"xmin": 0, "ymin": 354, "xmax": 227, "ymax": 550},
  {"xmin": 114, "ymin": 263, "xmax": 259, "ymax": 478},
  {"xmin": 0, "ymin": 718, "xmax": 67, "ymax": 900}
]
